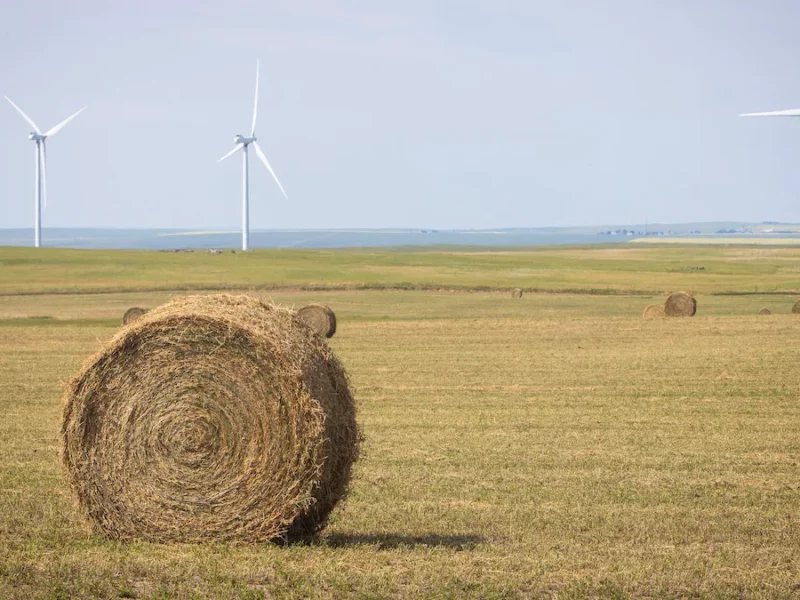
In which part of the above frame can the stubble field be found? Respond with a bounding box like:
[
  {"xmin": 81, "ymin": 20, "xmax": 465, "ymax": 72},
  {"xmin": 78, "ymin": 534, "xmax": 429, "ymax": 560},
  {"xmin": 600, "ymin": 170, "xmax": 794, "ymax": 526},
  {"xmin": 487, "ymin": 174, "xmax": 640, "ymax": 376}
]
[{"xmin": 0, "ymin": 245, "xmax": 799, "ymax": 599}]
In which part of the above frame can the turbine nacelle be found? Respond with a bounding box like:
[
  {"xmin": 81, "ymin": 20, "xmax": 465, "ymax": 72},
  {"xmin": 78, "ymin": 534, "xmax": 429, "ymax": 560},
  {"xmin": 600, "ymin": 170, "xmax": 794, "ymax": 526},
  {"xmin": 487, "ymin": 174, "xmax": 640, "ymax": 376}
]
[
  {"xmin": 234, "ymin": 134, "xmax": 256, "ymax": 145},
  {"xmin": 29, "ymin": 132, "xmax": 46, "ymax": 142}
]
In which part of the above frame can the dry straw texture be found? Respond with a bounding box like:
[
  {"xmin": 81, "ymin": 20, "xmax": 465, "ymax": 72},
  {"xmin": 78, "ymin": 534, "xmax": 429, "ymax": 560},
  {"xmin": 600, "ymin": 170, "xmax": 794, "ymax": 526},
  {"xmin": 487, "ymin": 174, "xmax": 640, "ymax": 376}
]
[
  {"xmin": 642, "ymin": 303, "xmax": 665, "ymax": 318},
  {"xmin": 759, "ymin": 308, "xmax": 772, "ymax": 315},
  {"xmin": 62, "ymin": 294, "xmax": 359, "ymax": 544},
  {"xmin": 664, "ymin": 292, "xmax": 697, "ymax": 317},
  {"xmin": 793, "ymin": 300, "xmax": 800, "ymax": 314},
  {"xmin": 511, "ymin": 288, "xmax": 523, "ymax": 298},
  {"xmin": 121, "ymin": 307, "xmax": 147, "ymax": 325},
  {"xmin": 297, "ymin": 304, "xmax": 337, "ymax": 338}
]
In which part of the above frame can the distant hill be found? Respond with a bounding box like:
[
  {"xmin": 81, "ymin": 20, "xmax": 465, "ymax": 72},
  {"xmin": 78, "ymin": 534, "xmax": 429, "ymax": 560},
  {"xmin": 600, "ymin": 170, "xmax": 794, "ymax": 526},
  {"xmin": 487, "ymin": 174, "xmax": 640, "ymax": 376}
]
[{"xmin": 1, "ymin": 222, "xmax": 799, "ymax": 250}]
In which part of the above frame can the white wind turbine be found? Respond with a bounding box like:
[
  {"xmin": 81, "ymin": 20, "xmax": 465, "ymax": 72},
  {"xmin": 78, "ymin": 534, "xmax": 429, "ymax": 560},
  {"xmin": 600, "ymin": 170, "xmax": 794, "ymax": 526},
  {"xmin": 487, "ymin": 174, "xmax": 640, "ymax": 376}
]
[
  {"xmin": 218, "ymin": 60, "xmax": 288, "ymax": 252},
  {"xmin": 5, "ymin": 96, "xmax": 87, "ymax": 248}
]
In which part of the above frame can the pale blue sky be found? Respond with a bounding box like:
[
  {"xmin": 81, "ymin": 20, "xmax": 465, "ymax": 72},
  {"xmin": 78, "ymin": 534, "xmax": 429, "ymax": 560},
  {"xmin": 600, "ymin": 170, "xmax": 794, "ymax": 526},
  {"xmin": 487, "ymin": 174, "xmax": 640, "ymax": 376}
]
[{"xmin": 2, "ymin": 1, "xmax": 800, "ymax": 230}]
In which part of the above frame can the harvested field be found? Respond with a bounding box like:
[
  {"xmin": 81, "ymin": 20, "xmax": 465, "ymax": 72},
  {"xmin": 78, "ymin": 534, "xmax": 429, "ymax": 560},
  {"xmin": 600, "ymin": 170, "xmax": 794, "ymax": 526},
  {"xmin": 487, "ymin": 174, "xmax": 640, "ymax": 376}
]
[
  {"xmin": 5, "ymin": 244, "xmax": 800, "ymax": 296},
  {"xmin": 1, "ymin": 246, "xmax": 800, "ymax": 598}
]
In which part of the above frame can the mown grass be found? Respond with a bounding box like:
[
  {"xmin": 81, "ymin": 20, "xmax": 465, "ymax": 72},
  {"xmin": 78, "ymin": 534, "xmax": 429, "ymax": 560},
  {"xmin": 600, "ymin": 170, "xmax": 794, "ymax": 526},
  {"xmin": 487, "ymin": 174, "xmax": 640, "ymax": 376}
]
[
  {"xmin": 0, "ymin": 289, "xmax": 799, "ymax": 324},
  {"xmin": 2, "ymin": 244, "xmax": 800, "ymax": 295},
  {"xmin": 1, "ymin": 247, "xmax": 800, "ymax": 598}
]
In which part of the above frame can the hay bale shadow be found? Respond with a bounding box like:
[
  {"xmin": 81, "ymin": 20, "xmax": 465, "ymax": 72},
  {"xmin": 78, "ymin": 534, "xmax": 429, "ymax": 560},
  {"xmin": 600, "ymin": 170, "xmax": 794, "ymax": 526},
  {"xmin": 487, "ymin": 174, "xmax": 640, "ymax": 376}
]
[{"xmin": 319, "ymin": 533, "xmax": 486, "ymax": 550}]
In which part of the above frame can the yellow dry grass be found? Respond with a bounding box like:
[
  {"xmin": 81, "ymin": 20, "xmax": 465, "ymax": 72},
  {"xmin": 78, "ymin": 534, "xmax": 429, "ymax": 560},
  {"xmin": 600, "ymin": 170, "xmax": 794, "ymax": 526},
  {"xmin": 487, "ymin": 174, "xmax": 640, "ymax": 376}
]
[{"xmin": 1, "ymin": 289, "xmax": 800, "ymax": 598}]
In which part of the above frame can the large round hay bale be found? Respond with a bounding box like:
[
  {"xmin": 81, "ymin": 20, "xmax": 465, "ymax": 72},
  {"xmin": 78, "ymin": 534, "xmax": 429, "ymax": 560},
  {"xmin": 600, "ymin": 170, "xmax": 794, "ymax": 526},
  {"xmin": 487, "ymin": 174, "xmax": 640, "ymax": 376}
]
[
  {"xmin": 122, "ymin": 307, "xmax": 147, "ymax": 325},
  {"xmin": 62, "ymin": 294, "xmax": 359, "ymax": 543},
  {"xmin": 642, "ymin": 303, "xmax": 665, "ymax": 318},
  {"xmin": 297, "ymin": 304, "xmax": 336, "ymax": 338},
  {"xmin": 664, "ymin": 292, "xmax": 697, "ymax": 317},
  {"xmin": 759, "ymin": 307, "xmax": 772, "ymax": 315},
  {"xmin": 511, "ymin": 288, "xmax": 523, "ymax": 298},
  {"xmin": 792, "ymin": 300, "xmax": 800, "ymax": 314}
]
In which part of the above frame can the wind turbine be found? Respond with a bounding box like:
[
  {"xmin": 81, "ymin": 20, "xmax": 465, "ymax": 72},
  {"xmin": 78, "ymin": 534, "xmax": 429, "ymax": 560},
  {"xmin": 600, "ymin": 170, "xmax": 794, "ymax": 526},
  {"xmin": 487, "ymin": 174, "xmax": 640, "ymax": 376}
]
[
  {"xmin": 218, "ymin": 60, "xmax": 288, "ymax": 252},
  {"xmin": 5, "ymin": 96, "xmax": 87, "ymax": 248},
  {"xmin": 740, "ymin": 108, "xmax": 800, "ymax": 118}
]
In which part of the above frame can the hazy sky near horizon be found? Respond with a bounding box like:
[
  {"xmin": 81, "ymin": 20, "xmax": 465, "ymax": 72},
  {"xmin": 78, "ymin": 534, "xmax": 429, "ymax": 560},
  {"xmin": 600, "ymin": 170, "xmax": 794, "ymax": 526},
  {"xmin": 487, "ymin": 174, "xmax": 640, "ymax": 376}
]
[{"xmin": 2, "ymin": 1, "xmax": 800, "ymax": 230}]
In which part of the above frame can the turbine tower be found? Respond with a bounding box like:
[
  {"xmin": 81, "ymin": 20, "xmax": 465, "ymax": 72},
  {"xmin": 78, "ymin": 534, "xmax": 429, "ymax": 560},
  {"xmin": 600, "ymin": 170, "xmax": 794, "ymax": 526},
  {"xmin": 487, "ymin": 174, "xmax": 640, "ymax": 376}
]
[
  {"xmin": 5, "ymin": 96, "xmax": 87, "ymax": 248},
  {"xmin": 218, "ymin": 60, "xmax": 288, "ymax": 252}
]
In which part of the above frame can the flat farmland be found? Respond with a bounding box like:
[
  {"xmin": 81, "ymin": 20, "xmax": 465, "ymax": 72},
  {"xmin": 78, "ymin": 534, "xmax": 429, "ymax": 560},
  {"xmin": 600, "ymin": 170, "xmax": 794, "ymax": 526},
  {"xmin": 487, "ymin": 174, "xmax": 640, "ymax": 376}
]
[
  {"xmin": 3, "ymin": 244, "xmax": 800, "ymax": 295},
  {"xmin": 0, "ymin": 245, "xmax": 799, "ymax": 599}
]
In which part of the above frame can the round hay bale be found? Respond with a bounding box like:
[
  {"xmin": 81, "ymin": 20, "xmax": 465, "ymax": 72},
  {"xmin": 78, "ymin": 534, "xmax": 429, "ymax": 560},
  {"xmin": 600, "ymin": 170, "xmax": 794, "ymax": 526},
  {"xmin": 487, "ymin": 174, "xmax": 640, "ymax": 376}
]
[
  {"xmin": 511, "ymin": 288, "xmax": 523, "ymax": 299},
  {"xmin": 297, "ymin": 304, "xmax": 336, "ymax": 338},
  {"xmin": 792, "ymin": 300, "xmax": 800, "ymax": 314},
  {"xmin": 62, "ymin": 294, "xmax": 359, "ymax": 543},
  {"xmin": 642, "ymin": 303, "xmax": 665, "ymax": 318},
  {"xmin": 759, "ymin": 307, "xmax": 772, "ymax": 315},
  {"xmin": 122, "ymin": 307, "xmax": 147, "ymax": 325},
  {"xmin": 664, "ymin": 292, "xmax": 697, "ymax": 317}
]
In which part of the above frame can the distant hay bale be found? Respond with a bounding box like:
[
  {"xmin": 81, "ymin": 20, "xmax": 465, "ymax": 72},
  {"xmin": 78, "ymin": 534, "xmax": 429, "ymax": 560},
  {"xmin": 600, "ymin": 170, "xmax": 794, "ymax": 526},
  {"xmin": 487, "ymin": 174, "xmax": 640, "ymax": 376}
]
[
  {"xmin": 297, "ymin": 304, "xmax": 337, "ymax": 338},
  {"xmin": 793, "ymin": 300, "xmax": 800, "ymax": 314},
  {"xmin": 122, "ymin": 307, "xmax": 147, "ymax": 325},
  {"xmin": 511, "ymin": 288, "xmax": 523, "ymax": 298},
  {"xmin": 664, "ymin": 292, "xmax": 697, "ymax": 317},
  {"xmin": 62, "ymin": 294, "xmax": 359, "ymax": 543},
  {"xmin": 759, "ymin": 307, "xmax": 772, "ymax": 315},
  {"xmin": 642, "ymin": 303, "xmax": 665, "ymax": 318}
]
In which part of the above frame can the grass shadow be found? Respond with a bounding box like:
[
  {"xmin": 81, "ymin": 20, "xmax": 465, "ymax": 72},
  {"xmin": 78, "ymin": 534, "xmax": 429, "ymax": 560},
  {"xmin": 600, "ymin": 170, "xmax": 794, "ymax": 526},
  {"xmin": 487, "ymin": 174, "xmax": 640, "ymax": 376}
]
[{"xmin": 317, "ymin": 532, "xmax": 486, "ymax": 550}]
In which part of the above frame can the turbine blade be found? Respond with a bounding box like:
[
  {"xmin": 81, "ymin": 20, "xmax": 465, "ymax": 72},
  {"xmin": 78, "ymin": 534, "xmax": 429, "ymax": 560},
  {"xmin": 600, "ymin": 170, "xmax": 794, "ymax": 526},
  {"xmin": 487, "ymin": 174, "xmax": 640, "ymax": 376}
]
[
  {"xmin": 253, "ymin": 141, "xmax": 288, "ymax": 199},
  {"xmin": 251, "ymin": 59, "xmax": 259, "ymax": 137},
  {"xmin": 218, "ymin": 144, "xmax": 244, "ymax": 162},
  {"xmin": 40, "ymin": 142, "xmax": 47, "ymax": 210},
  {"xmin": 4, "ymin": 96, "xmax": 41, "ymax": 133},
  {"xmin": 740, "ymin": 108, "xmax": 800, "ymax": 117},
  {"xmin": 44, "ymin": 105, "xmax": 87, "ymax": 137}
]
